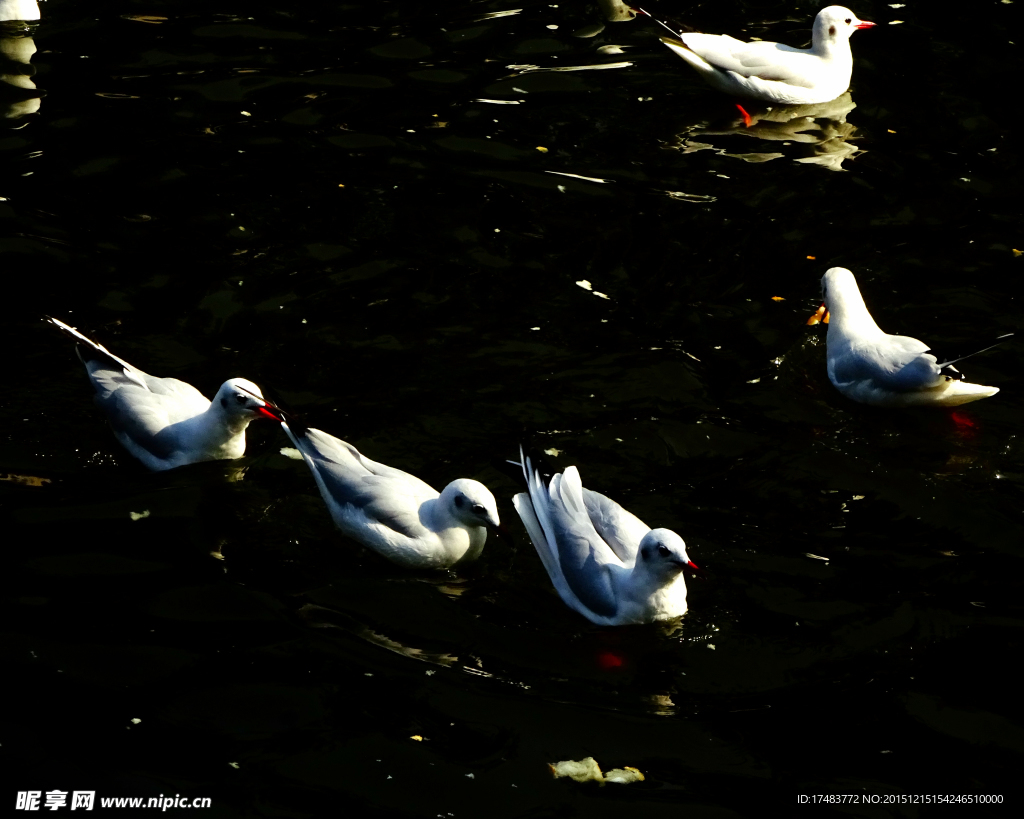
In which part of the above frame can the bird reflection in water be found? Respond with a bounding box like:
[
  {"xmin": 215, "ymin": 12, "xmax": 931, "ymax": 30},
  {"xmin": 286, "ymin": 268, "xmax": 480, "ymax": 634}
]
[
  {"xmin": 674, "ymin": 92, "xmax": 865, "ymax": 172},
  {"xmin": 1, "ymin": 0, "xmax": 41, "ymax": 126}
]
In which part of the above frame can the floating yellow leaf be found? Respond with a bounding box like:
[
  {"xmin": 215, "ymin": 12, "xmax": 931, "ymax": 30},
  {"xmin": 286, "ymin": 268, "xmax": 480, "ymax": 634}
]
[
  {"xmin": 536, "ymin": 146, "xmax": 549, "ymax": 153},
  {"xmin": 771, "ymin": 296, "xmax": 785, "ymax": 302},
  {"xmin": 0, "ymin": 473, "xmax": 51, "ymax": 487}
]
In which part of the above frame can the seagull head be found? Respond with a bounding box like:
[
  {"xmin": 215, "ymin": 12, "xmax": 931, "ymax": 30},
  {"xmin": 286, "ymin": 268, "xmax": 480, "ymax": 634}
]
[
  {"xmin": 443, "ymin": 479, "xmax": 501, "ymax": 531},
  {"xmin": 638, "ymin": 529, "xmax": 698, "ymax": 578},
  {"xmin": 815, "ymin": 7, "xmax": 875, "ymax": 46},
  {"xmin": 215, "ymin": 378, "xmax": 284, "ymax": 422}
]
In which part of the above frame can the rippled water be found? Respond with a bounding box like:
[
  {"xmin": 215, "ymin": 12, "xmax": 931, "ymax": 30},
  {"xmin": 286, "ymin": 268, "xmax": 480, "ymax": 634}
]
[{"xmin": 4, "ymin": 1, "xmax": 1023, "ymax": 815}]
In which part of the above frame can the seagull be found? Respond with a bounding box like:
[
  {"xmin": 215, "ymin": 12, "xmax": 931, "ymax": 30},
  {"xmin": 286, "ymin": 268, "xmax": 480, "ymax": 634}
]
[
  {"xmin": 49, "ymin": 317, "xmax": 282, "ymax": 470},
  {"xmin": 281, "ymin": 420, "xmax": 500, "ymax": 569},
  {"xmin": 658, "ymin": 6, "xmax": 875, "ymax": 106},
  {"xmin": 818, "ymin": 268, "xmax": 1006, "ymax": 407},
  {"xmin": 512, "ymin": 451, "xmax": 699, "ymax": 626}
]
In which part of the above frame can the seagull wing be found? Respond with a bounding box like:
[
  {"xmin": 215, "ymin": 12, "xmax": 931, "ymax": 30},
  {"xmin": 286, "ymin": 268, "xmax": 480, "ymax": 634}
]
[
  {"xmin": 518, "ymin": 457, "xmax": 624, "ymax": 618},
  {"xmin": 581, "ymin": 487, "xmax": 650, "ymax": 566},
  {"xmin": 286, "ymin": 426, "xmax": 435, "ymax": 539},
  {"xmin": 681, "ymin": 35, "xmax": 816, "ymax": 87},
  {"xmin": 830, "ymin": 334, "xmax": 944, "ymax": 391}
]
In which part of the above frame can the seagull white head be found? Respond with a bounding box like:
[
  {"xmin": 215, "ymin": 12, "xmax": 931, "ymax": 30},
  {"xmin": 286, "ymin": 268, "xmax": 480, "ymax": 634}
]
[
  {"xmin": 442, "ymin": 478, "xmax": 501, "ymax": 530},
  {"xmin": 638, "ymin": 528, "xmax": 698, "ymax": 579},
  {"xmin": 213, "ymin": 378, "xmax": 283, "ymax": 423},
  {"xmin": 820, "ymin": 266, "xmax": 883, "ymax": 335},
  {"xmin": 814, "ymin": 6, "xmax": 876, "ymax": 49}
]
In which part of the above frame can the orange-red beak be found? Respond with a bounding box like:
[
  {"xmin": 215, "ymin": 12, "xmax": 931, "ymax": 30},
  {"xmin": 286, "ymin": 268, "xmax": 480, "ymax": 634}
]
[
  {"xmin": 807, "ymin": 303, "xmax": 830, "ymax": 325},
  {"xmin": 257, "ymin": 405, "xmax": 284, "ymax": 422}
]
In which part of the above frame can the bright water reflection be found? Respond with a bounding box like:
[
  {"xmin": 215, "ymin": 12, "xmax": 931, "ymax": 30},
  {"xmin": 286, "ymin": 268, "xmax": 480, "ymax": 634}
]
[{"xmin": 676, "ymin": 93, "xmax": 864, "ymax": 171}]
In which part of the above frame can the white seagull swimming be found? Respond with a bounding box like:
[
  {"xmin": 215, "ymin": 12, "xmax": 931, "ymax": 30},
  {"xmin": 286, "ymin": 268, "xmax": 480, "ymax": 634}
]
[
  {"xmin": 281, "ymin": 421, "xmax": 500, "ymax": 569},
  {"xmin": 818, "ymin": 268, "xmax": 1004, "ymax": 407},
  {"xmin": 659, "ymin": 6, "xmax": 875, "ymax": 106},
  {"xmin": 512, "ymin": 451, "xmax": 698, "ymax": 626},
  {"xmin": 49, "ymin": 317, "xmax": 281, "ymax": 470}
]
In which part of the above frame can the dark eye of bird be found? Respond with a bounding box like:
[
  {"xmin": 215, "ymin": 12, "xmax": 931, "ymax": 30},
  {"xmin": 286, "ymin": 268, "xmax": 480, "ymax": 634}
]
[
  {"xmin": 657, "ymin": 545, "xmax": 671, "ymax": 557},
  {"xmin": 235, "ymin": 394, "xmax": 248, "ymax": 405},
  {"xmin": 472, "ymin": 504, "xmax": 485, "ymax": 514},
  {"xmin": 845, "ymin": 17, "xmax": 851, "ymax": 24}
]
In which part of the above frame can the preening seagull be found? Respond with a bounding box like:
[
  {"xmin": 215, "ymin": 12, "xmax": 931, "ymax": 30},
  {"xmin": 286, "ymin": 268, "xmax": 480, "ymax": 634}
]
[
  {"xmin": 817, "ymin": 268, "xmax": 1007, "ymax": 407},
  {"xmin": 281, "ymin": 420, "xmax": 499, "ymax": 569},
  {"xmin": 512, "ymin": 450, "xmax": 698, "ymax": 626},
  {"xmin": 49, "ymin": 317, "xmax": 281, "ymax": 470}
]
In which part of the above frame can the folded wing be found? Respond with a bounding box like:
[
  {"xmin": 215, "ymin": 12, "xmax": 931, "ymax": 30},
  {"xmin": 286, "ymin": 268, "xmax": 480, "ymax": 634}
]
[{"xmin": 682, "ymin": 35, "xmax": 817, "ymax": 88}]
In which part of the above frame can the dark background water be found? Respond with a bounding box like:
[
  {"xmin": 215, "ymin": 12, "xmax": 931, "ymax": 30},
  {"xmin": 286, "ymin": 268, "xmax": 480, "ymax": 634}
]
[{"xmin": 3, "ymin": 0, "xmax": 1023, "ymax": 815}]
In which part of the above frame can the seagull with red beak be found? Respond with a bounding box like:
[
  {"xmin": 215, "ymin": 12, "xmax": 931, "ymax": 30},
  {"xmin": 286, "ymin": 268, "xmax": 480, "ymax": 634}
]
[
  {"xmin": 49, "ymin": 317, "xmax": 282, "ymax": 470},
  {"xmin": 659, "ymin": 6, "xmax": 875, "ymax": 107},
  {"xmin": 513, "ymin": 450, "xmax": 700, "ymax": 626}
]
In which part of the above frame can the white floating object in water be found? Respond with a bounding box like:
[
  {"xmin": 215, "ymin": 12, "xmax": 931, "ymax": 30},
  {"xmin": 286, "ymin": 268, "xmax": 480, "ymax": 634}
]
[{"xmin": 549, "ymin": 757, "xmax": 645, "ymax": 785}]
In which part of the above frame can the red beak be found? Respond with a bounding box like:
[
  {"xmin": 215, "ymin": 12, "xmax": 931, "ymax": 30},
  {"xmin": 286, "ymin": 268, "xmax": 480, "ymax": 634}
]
[
  {"xmin": 855, "ymin": 21, "xmax": 876, "ymax": 29},
  {"xmin": 257, "ymin": 405, "xmax": 284, "ymax": 422}
]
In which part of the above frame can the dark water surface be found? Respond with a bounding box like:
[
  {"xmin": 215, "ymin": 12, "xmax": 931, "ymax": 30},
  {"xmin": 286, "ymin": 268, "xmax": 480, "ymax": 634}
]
[{"xmin": 4, "ymin": 0, "xmax": 1023, "ymax": 815}]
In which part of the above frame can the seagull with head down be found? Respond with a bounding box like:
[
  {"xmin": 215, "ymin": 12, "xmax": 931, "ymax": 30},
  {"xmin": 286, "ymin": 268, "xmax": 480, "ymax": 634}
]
[{"xmin": 817, "ymin": 267, "xmax": 1007, "ymax": 407}]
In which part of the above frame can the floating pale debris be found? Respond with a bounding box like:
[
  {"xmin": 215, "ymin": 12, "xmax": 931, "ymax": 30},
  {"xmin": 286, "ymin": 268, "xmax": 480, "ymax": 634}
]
[
  {"xmin": 474, "ymin": 9, "xmax": 523, "ymax": 20},
  {"xmin": 544, "ymin": 448, "xmax": 562, "ymax": 457},
  {"xmin": 536, "ymin": 146, "xmax": 548, "ymax": 152},
  {"xmin": 280, "ymin": 447, "xmax": 303, "ymax": 460},
  {"xmin": 576, "ymin": 280, "xmax": 593, "ymax": 291},
  {"xmin": 597, "ymin": 45, "xmax": 628, "ymax": 55},
  {"xmin": 545, "ymin": 171, "xmax": 611, "ymax": 183},
  {"xmin": 129, "ymin": 510, "xmax": 150, "ymax": 521},
  {"xmin": 474, "ymin": 98, "xmax": 523, "ymax": 105},
  {"xmin": 549, "ymin": 757, "xmax": 644, "ymax": 785},
  {"xmin": 805, "ymin": 553, "xmax": 829, "ymax": 561},
  {"xmin": 0, "ymin": 473, "xmax": 51, "ymax": 487},
  {"xmin": 410, "ymin": 735, "xmax": 424, "ymax": 741},
  {"xmin": 604, "ymin": 767, "xmax": 645, "ymax": 784},
  {"xmin": 664, "ymin": 191, "xmax": 717, "ymax": 203},
  {"xmin": 511, "ymin": 61, "xmax": 633, "ymax": 74},
  {"xmin": 122, "ymin": 15, "xmax": 168, "ymax": 23}
]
